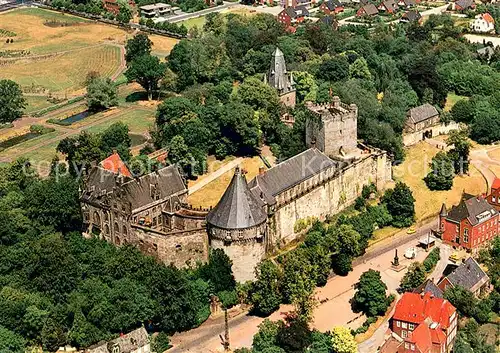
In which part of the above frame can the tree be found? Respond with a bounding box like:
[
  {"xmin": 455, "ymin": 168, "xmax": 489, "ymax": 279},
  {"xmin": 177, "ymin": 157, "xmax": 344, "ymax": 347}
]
[
  {"xmin": 317, "ymin": 57, "xmax": 350, "ymax": 82},
  {"xmin": 446, "ymin": 129, "xmax": 471, "ymax": 174},
  {"xmin": 292, "ymin": 71, "xmax": 318, "ymax": 103},
  {"xmin": 330, "ymin": 326, "xmax": 357, "ymax": 353},
  {"xmin": 86, "ymin": 77, "xmax": 118, "ymax": 112},
  {"xmin": 328, "ymin": 224, "xmax": 361, "ymax": 256},
  {"xmin": 0, "ymin": 325, "xmax": 25, "ymax": 353},
  {"xmin": 444, "ymin": 286, "xmax": 477, "ymax": 318},
  {"xmin": 253, "ymin": 319, "xmax": 280, "ymax": 352},
  {"xmin": 152, "ymin": 332, "xmax": 170, "ymax": 353},
  {"xmin": 424, "ymin": 152, "xmax": 455, "ymax": 191},
  {"xmin": 116, "ymin": 4, "xmax": 132, "ymax": 24},
  {"xmin": 125, "ymin": 54, "xmax": 167, "ymax": 100},
  {"xmin": 198, "ymin": 248, "xmax": 236, "ymax": 294},
  {"xmin": 100, "ymin": 121, "xmax": 132, "ymax": 161},
  {"xmin": 349, "ymin": 57, "xmax": 372, "ymax": 80},
  {"xmin": 250, "ymin": 260, "xmax": 282, "ymax": 316},
  {"xmin": 0, "ymin": 79, "xmax": 26, "ymax": 124},
  {"xmin": 281, "ymin": 251, "xmax": 315, "ymax": 304},
  {"xmin": 352, "ymin": 269, "xmax": 389, "ymax": 317},
  {"xmin": 125, "ymin": 33, "xmax": 153, "ymax": 64},
  {"xmin": 332, "ymin": 253, "xmax": 353, "ymax": 276},
  {"xmin": 399, "ymin": 262, "xmax": 426, "ymax": 292},
  {"xmin": 381, "ymin": 182, "xmax": 415, "ymax": 228},
  {"xmin": 204, "ymin": 12, "xmax": 225, "ymax": 35},
  {"xmin": 450, "ymin": 99, "xmax": 475, "ymax": 123}
]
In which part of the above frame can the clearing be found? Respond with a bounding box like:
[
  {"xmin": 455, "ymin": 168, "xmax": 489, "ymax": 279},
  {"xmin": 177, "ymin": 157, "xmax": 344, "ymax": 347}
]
[
  {"xmin": 444, "ymin": 92, "xmax": 467, "ymax": 112},
  {"xmin": 179, "ymin": 6, "xmax": 258, "ymax": 29},
  {"xmin": 393, "ymin": 141, "xmax": 487, "ymax": 222}
]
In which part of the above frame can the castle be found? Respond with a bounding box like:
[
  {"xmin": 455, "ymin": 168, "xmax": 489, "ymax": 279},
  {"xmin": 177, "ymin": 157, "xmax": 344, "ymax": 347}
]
[{"xmin": 80, "ymin": 49, "xmax": 392, "ymax": 282}]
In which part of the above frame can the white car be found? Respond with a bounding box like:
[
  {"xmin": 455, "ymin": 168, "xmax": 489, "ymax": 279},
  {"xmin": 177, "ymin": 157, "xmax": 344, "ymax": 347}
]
[{"xmin": 404, "ymin": 247, "xmax": 417, "ymax": 259}]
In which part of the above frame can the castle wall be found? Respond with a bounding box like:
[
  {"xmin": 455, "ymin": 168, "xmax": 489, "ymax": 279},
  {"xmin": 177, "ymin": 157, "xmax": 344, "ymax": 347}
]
[
  {"xmin": 403, "ymin": 122, "xmax": 460, "ymax": 147},
  {"xmin": 209, "ymin": 224, "xmax": 267, "ymax": 282},
  {"xmin": 270, "ymin": 152, "xmax": 391, "ymax": 247},
  {"xmin": 280, "ymin": 90, "xmax": 296, "ymax": 108}
]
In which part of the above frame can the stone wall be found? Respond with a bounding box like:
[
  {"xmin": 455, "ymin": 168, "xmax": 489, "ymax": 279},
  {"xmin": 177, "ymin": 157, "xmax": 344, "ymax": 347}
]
[
  {"xmin": 280, "ymin": 90, "xmax": 296, "ymax": 108},
  {"xmin": 270, "ymin": 151, "xmax": 391, "ymax": 247},
  {"xmin": 403, "ymin": 122, "xmax": 460, "ymax": 147},
  {"xmin": 132, "ymin": 225, "xmax": 209, "ymax": 268}
]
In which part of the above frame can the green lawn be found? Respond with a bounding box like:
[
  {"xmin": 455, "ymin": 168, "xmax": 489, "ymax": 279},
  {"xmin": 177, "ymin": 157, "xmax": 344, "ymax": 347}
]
[
  {"xmin": 444, "ymin": 92, "xmax": 468, "ymax": 112},
  {"xmin": 10, "ymin": 8, "xmax": 88, "ymax": 23},
  {"xmin": 83, "ymin": 108, "xmax": 155, "ymax": 134},
  {"xmin": 179, "ymin": 16, "xmax": 207, "ymax": 29},
  {"xmin": 24, "ymin": 96, "xmax": 56, "ymax": 114},
  {"xmin": 0, "ymin": 130, "xmax": 63, "ymax": 159}
]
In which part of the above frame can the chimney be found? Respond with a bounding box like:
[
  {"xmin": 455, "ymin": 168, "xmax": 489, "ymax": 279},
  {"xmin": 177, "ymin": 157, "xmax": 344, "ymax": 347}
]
[
  {"xmin": 259, "ymin": 166, "xmax": 265, "ymax": 176},
  {"xmin": 112, "ymin": 149, "xmax": 117, "ymax": 155}
]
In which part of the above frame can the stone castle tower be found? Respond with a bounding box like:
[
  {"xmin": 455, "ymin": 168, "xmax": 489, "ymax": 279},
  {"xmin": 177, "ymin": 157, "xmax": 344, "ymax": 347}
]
[
  {"xmin": 265, "ymin": 47, "xmax": 296, "ymax": 108},
  {"xmin": 206, "ymin": 166, "xmax": 268, "ymax": 282},
  {"xmin": 305, "ymin": 97, "xmax": 358, "ymax": 158}
]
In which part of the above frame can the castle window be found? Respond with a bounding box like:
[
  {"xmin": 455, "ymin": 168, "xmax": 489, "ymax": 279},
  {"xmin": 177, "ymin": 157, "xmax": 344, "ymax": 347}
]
[
  {"xmin": 153, "ymin": 217, "xmax": 157, "ymax": 227},
  {"xmin": 114, "ymin": 222, "xmax": 120, "ymax": 234},
  {"xmin": 123, "ymin": 226, "xmax": 127, "ymax": 236},
  {"xmin": 116, "ymin": 237, "xmax": 121, "ymax": 245},
  {"xmin": 93, "ymin": 211, "xmax": 101, "ymax": 225},
  {"xmin": 104, "ymin": 212, "xmax": 109, "ymax": 222},
  {"xmin": 104, "ymin": 224, "xmax": 110, "ymax": 235}
]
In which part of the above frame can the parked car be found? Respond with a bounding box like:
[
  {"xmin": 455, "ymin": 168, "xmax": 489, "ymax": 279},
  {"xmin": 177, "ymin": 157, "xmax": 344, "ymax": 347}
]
[
  {"xmin": 405, "ymin": 247, "xmax": 417, "ymax": 259},
  {"xmin": 449, "ymin": 252, "xmax": 460, "ymax": 263},
  {"xmin": 407, "ymin": 227, "xmax": 416, "ymax": 234}
]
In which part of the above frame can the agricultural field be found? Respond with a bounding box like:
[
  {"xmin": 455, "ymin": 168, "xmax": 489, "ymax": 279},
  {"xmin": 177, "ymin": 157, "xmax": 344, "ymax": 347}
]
[
  {"xmin": 0, "ymin": 8, "xmax": 178, "ymax": 97},
  {"xmin": 178, "ymin": 6, "xmax": 258, "ymax": 29}
]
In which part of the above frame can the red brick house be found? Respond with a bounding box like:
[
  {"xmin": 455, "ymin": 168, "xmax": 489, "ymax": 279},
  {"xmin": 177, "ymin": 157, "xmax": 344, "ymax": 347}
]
[
  {"xmin": 319, "ymin": 0, "xmax": 344, "ymax": 14},
  {"xmin": 356, "ymin": 3, "xmax": 378, "ymax": 17},
  {"xmin": 277, "ymin": 6, "xmax": 309, "ymax": 27},
  {"xmin": 103, "ymin": 0, "xmax": 135, "ymax": 14},
  {"xmin": 485, "ymin": 177, "xmax": 500, "ymax": 211},
  {"xmin": 438, "ymin": 192, "xmax": 498, "ymax": 252},
  {"xmin": 381, "ymin": 292, "xmax": 458, "ymax": 353}
]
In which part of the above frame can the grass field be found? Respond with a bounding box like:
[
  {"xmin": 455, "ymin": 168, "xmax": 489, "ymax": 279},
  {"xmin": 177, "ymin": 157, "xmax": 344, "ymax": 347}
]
[
  {"xmin": 393, "ymin": 142, "xmax": 487, "ymax": 221},
  {"xmin": 82, "ymin": 107, "xmax": 155, "ymax": 134},
  {"xmin": 444, "ymin": 92, "xmax": 467, "ymax": 112},
  {"xmin": 0, "ymin": 8, "xmax": 177, "ymax": 96},
  {"xmin": 187, "ymin": 156, "xmax": 265, "ymax": 208},
  {"xmin": 24, "ymin": 96, "xmax": 56, "ymax": 114},
  {"xmin": 178, "ymin": 6, "xmax": 258, "ymax": 29}
]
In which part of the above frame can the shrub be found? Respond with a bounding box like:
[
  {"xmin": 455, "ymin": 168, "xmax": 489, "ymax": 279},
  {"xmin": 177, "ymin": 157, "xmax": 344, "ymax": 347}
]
[
  {"xmin": 30, "ymin": 125, "xmax": 55, "ymax": 134},
  {"xmin": 218, "ymin": 290, "xmax": 238, "ymax": 309},
  {"xmin": 152, "ymin": 332, "xmax": 170, "ymax": 353},
  {"xmin": 422, "ymin": 247, "xmax": 440, "ymax": 273}
]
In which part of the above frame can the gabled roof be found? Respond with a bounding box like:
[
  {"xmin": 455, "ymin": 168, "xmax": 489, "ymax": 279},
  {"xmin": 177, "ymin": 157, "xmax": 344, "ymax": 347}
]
[
  {"xmin": 446, "ymin": 257, "xmax": 489, "ymax": 291},
  {"xmin": 407, "ymin": 103, "xmax": 439, "ymax": 124},
  {"xmin": 207, "ymin": 167, "xmax": 267, "ymax": 230},
  {"xmin": 323, "ymin": 0, "xmax": 342, "ymax": 10},
  {"xmin": 100, "ymin": 152, "xmax": 132, "ymax": 177},
  {"xmin": 283, "ymin": 5, "xmax": 309, "ymax": 19},
  {"xmin": 248, "ymin": 148, "xmax": 342, "ymax": 205},
  {"xmin": 402, "ymin": 9, "xmax": 421, "ymax": 22},
  {"xmin": 392, "ymin": 292, "xmax": 456, "ymax": 329},
  {"xmin": 480, "ymin": 12, "xmax": 495, "ymax": 23},
  {"xmin": 413, "ymin": 279, "xmax": 444, "ymax": 298},
  {"xmin": 359, "ymin": 3, "xmax": 378, "ymax": 15},
  {"xmin": 446, "ymin": 194, "xmax": 498, "ymax": 226},
  {"xmin": 455, "ymin": 0, "xmax": 474, "ymax": 9},
  {"xmin": 406, "ymin": 323, "xmax": 432, "ymax": 353},
  {"xmin": 399, "ymin": 0, "xmax": 416, "ymax": 6},
  {"xmin": 380, "ymin": 0, "xmax": 399, "ymax": 11},
  {"xmin": 492, "ymin": 177, "xmax": 500, "ymax": 190}
]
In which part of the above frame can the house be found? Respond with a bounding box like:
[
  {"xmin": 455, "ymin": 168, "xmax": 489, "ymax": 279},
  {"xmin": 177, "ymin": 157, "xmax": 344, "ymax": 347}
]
[
  {"xmin": 471, "ymin": 13, "xmax": 495, "ymax": 33},
  {"xmin": 378, "ymin": 0, "xmax": 399, "ymax": 13},
  {"xmin": 283, "ymin": 0, "xmax": 318, "ymax": 8},
  {"xmin": 319, "ymin": 0, "xmax": 344, "ymax": 14},
  {"xmin": 103, "ymin": 0, "xmax": 135, "ymax": 14},
  {"xmin": 320, "ymin": 15, "xmax": 339, "ymax": 29},
  {"xmin": 477, "ymin": 45, "xmax": 496, "ymax": 61},
  {"xmin": 486, "ymin": 177, "xmax": 500, "ymax": 210},
  {"xmin": 85, "ymin": 327, "xmax": 150, "ymax": 353},
  {"xmin": 381, "ymin": 292, "xmax": 458, "ymax": 353},
  {"xmin": 452, "ymin": 0, "xmax": 475, "ymax": 11},
  {"xmin": 404, "ymin": 103, "xmax": 440, "ymax": 135},
  {"xmin": 413, "ymin": 279, "xmax": 444, "ymax": 298},
  {"xmin": 400, "ymin": 9, "xmax": 421, "ymax": 23},
  {"xmin": 438, "ymin": 193, "xmax": 499, "ymax": 252},
  {"xmin": 139, "ymin": 3, "xmax": 174, "ymax": 18},
  {"xmin": 397, "ymin": 0, "xmax": 415, "ymax": 8},
  {"xmin": 437, "ymin": 257, "xmax": 490, "ymax": 297},
  {"xmin": 277, "ymin": 6, "xmax": 309, "ymax": 27},
  {"xmin": 356, "ymin": 3, "xmax": 379, "ymax": 17}
]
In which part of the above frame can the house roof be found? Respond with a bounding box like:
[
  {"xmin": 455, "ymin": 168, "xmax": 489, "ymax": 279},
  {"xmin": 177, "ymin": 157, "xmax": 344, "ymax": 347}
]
[
  {"xmin": 446, "ymin": 193, "xmax": 498, "ymax": 226},
  {"xmin": 400, "ymin": 0, "xmax": 416, "ymax": 6},
  {"xmin": 492, "ymin": 177, "xmax": 500, "ymax": 190},
  {"xmin": 323, "ymin": 0, "xmax": 342, "ymax": 10},
  {"xmin": 206, "ymin": 167, "xmax": 267, "ymax": 230},
  {"xmin": 321, "ymin": 15, "xmax": 336, "ymax": 26},
  {"xmin": 140, "ymin": 2, "xmax": 170, "ymax": 10},
  {"xmin": 100, "ymin": 152, "xmax": 132, "ymax": 177},
  {"xmin": 480, "ymin": 12, "xmax": 495, "ymax": 23},
  {"xmin": 266, "ymin": 47, "xmax": 295, "ymax": 94},
  {"xmin": 248, "ymin": 148, "xmax": 342, "ymax": 205},
  {"xmin": 381, "ymin": 0, "xmax": 399, "ymax": 10},
  {"xmin": 86, "ymin": 327, "xmax": 149, "ymax": 353},
  {"xmin": 392, "ymin": 292, "xmax": 456, "ymax": 329},
  {"xmin": 283, "ymin": 5, "xmax": 310, "ymax": 18},
  {"xmin": 82, "ymin": 163, "xmax": 186, "ymax": 212},
  {"xmin": 446, "ymin": 257, "xmax": 489, "ymax": 291},
  {"xmin": 455, "ymin": 0, "xmax": 474, "ymax": 9},
  {"xmin": 402, "ymin": 9, "xmax": 421, "ymax": 22},
  {"xmin": 360, "ymin": 3, "xmax": 378, "ymax": 15},
  {"xmin": 413, "ymin": 279, "xmax": 444, "ymax": 299},
  {"xmin": 405, "ymin": 323, "xmax": 432, "ymax": 353},
  {"xmin": 407, "ymin": 103, "xmax": 439, "ymax": 124}
]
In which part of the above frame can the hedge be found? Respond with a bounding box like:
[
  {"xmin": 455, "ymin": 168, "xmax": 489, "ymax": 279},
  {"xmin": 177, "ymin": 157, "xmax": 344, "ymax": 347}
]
[{"xmin": 423, "ymin": 247, "xmax": 440, "ymax": 273}]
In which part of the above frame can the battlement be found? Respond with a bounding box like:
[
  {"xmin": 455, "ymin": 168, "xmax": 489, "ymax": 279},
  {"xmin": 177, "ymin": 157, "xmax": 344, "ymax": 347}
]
[{"xmin": 306, "ymin": 96, "xmax": 357, "ymax": 121}]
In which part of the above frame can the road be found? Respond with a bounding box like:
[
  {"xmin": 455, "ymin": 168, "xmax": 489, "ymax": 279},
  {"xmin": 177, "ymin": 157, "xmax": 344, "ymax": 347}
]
[
  {"xmin": 168, "ymin": 219, "xmax": 438, "ymax": 353},
  {"xmin": 464, "ymin": 34, "xmax": 500, "ymax": 47},
  {"xmin": 157, "ymin": 1, "xmax": 237, "ymax": 23}
]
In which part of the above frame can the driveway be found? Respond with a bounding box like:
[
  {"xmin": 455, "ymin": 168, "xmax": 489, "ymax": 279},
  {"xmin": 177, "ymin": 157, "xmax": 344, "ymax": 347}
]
[{"xmin": 168, "ymin": 220, "xmax": 438, "ymax": 353}]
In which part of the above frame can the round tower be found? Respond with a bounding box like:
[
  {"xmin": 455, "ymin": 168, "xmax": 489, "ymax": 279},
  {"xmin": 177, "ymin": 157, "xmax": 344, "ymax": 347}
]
[{"xmin": 207, "ymin": 167, "xmax": 268, "ymax": 282}]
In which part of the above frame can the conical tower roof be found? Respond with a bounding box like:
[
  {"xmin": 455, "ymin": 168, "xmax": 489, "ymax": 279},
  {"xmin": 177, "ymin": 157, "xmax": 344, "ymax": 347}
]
[
  {"xmin": 207, "ymin": 167, "xmax": 267, "ymax": 230},
  {"xmin": 440, "ymin": 203, "xmax": 447, "ymax": 217},
  {"xmin": 267, "ymin": 47, "xmax": 293, "ymax": 92}
]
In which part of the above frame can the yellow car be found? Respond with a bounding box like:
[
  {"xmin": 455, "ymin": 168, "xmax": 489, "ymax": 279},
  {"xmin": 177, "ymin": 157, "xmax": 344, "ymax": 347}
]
[
  {"xmin": 449, "ymin": 253, "xmax": 460, "ymax": 263},
  {"xmin": 407, "ymin": 227, "xmax": 416, "ymax": 234}
]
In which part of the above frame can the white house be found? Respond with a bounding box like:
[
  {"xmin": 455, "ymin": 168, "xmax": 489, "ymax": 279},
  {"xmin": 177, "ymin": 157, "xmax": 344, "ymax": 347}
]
[{"xmin": 471, "ymin": 13, "xmax": 495, "ymax": 33}]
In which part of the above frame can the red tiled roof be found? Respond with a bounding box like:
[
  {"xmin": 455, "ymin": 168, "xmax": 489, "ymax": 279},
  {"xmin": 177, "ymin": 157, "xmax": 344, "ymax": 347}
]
[
  {"xmin": 406, "ymin": 324, "xmax": 432, "ymax": 353},
  {"xmin": 100, "ymin": 152, "xmax": 132, "ymax": 177},
  {"xmin": 492, "ymin": 177, "xmax": 500, "ymax": 190},
  {"xmin": 482, "ymin": 13, "xmax": 495, "ymax": 24},
  {"xmin": 393, "ymin": 292, "xmax": 456, "ymax": 329}
]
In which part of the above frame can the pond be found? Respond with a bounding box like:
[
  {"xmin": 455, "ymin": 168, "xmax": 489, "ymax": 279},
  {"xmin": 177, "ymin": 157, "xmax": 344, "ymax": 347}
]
[
  {"xmin": 130, "ymin": 133, "xmax": 148, "ymax": 147},
  {"xmin": 0, "ymin": 132, "xmax": 41, "ymax": 150},
  {"xmin": 59, "ymin": 110, "xmax": 91, "ymax": 125}
]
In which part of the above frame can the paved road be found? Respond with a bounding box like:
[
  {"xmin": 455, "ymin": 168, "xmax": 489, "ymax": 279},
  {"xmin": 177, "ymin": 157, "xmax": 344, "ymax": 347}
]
[
  {"xmin": 168, "ymin": 219, "xmax": 437, "ymax": 353},
  {"xmin": 470, "ymin": 147, "xmax": 500, "ymax": 190},
  {"xmin": 464, "ymin": 34, "xmax": 500, "ymax": 47}
]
